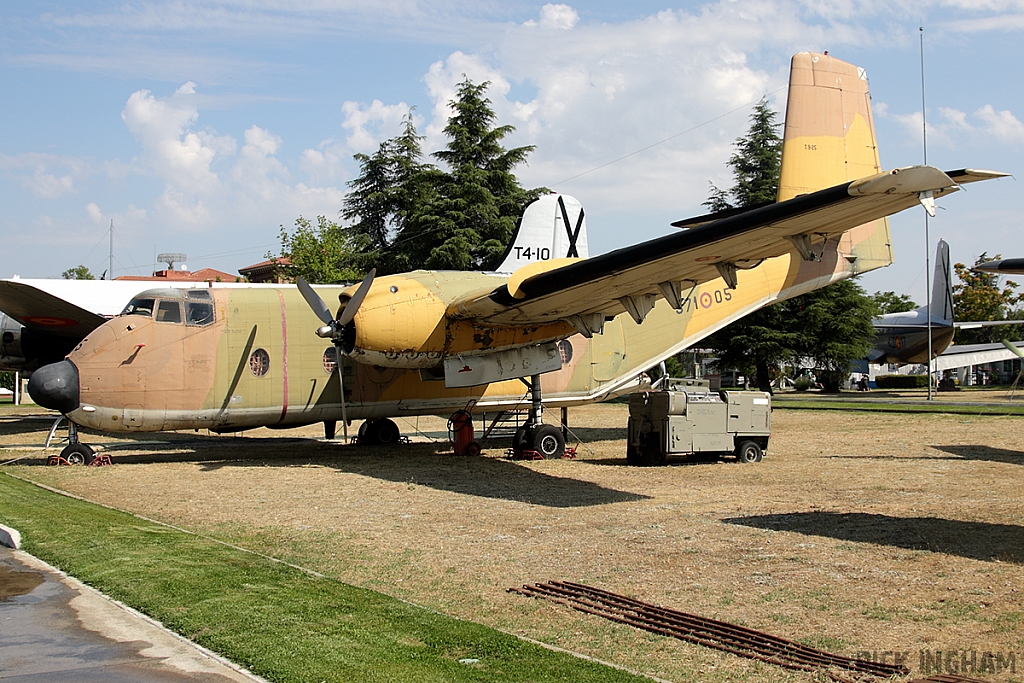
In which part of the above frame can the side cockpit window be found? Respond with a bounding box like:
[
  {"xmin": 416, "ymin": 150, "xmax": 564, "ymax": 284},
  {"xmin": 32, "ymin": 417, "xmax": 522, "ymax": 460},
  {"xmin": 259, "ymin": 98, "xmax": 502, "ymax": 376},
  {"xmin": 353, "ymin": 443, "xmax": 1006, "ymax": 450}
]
[
  {"xmin": 122, "ymin": 298, "xmax": 155, "ymax": 317},
  {"xmin": 185, "ymin": 301, "xmax": 215, "ymax": 326},
  {"xmin": 156, "ymin": 300, "xmax": 182, "ymax": 324}
]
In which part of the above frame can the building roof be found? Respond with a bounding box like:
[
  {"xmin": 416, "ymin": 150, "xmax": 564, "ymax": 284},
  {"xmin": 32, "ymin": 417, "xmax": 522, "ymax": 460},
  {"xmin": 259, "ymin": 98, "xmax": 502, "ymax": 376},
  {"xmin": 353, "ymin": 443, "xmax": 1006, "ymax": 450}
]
[{"xmin": 115, "ymin": 267, "xmax": 240, "ymax": 282}]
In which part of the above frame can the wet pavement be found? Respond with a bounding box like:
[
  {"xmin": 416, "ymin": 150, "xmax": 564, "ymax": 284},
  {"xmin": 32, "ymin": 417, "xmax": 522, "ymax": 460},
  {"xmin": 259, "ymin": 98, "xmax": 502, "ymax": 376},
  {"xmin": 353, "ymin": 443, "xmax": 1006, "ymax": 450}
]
[{"xmin": 0, "ymin": 546, "xmax": 263, "ymax": 682}]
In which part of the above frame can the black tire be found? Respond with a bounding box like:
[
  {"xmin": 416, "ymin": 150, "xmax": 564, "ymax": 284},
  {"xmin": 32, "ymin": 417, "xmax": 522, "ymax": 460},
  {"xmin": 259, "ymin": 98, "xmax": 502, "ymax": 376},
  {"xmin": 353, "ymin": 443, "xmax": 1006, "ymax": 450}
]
[
  {"xmin": 737, "ymin": 440, "xmax": 762, "ymax": 463},
  {"xmin": 60, "ymin": 443, "xmax": 95, "ymax": 465},
  {"xmin": 361, "ymin": 418, "xmax": 400, "ymax": 445},
  {"xmin": 512, "ymin": 426, "xmax": 529, "ymax": 452},
  {"xmin": 466, "ymin": 441, "xmax": 482, "ymax": 457},
  {"xmin": 531, "ymin": 424, "xmax": 565, "ymax": 459},
  {"xmin": 632, "ymin": 432, "xmax": 666, "ymax": 466}
]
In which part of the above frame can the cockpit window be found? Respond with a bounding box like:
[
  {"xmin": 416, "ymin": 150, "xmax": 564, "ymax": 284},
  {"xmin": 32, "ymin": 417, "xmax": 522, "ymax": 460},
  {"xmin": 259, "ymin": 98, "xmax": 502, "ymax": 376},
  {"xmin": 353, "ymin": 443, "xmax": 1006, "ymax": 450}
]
[
  {"xmin": 122, "ymin": 298, "xmax": 155, "ymax": 317},
  {"xmin": 185, "ymin": 301, "xmax": 215, "ymax": 326},
  {"xmin": 156, "ymin": 300, "xmax": 183, "ymax": 324}
]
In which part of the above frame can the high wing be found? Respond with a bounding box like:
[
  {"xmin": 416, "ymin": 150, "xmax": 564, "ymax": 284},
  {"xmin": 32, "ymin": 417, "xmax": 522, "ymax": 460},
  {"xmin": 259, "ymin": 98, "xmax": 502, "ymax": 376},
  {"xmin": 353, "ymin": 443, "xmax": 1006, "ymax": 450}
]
[
  {"xmin": 0, "ymin": 280, "xmax": 107, "ymax": 337},
  {"xmin": 450, "ymin": 167, "xmax": 1006, "ymax": 330}
]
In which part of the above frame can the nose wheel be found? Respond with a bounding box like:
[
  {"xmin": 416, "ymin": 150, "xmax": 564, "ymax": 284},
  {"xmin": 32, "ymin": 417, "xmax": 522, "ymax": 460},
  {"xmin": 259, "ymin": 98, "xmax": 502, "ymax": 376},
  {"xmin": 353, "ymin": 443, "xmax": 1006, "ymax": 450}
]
[{"xmin": 45, "ymin": 417, "xmax": 106, "ymax": 466}]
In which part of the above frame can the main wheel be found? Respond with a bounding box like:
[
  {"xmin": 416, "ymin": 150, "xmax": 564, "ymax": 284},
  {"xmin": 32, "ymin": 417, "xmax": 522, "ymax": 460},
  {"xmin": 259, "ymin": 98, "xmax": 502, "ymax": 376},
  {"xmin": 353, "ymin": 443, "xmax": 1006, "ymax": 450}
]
[
  {"xmin": 60, "ymin": 443, "xmax": 95, "ymax": 465},
  {"xmin": 736, "ymin": 440, "xmax": 763, "ymax": 463},
  {"xmin": 530, "ymin": 424, "xmax": 565, "ymax": 459},
  {"xmin": 362, "ymin": 418, "xmax": 400, "ymax": 445},
  {"xmin": 512, "ymin": 426, "xmax": 530, "ymax": 452}
]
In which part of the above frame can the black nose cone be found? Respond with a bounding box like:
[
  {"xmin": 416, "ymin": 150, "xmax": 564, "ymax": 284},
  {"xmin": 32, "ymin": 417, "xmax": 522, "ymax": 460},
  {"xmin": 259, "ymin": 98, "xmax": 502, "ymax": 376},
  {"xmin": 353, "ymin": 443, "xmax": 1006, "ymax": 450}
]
[{"xmin": 28, "ymin": 359, "xmax": 80, "ymax": 414}]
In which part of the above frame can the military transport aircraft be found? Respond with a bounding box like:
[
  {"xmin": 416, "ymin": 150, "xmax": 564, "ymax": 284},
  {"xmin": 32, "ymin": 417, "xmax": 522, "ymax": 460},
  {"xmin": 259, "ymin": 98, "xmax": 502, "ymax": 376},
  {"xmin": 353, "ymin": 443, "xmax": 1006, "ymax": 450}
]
[
  {"xmin": 870, "ymin": 241, "xmax": 1024, "ymax": 365},
  {"xmin": 0, "ymin": 278, "xmax": 281, "ymax": 373},
  {"xmin": 28, "ymin": 52, "xmax": 1006, "ymax": 463}
]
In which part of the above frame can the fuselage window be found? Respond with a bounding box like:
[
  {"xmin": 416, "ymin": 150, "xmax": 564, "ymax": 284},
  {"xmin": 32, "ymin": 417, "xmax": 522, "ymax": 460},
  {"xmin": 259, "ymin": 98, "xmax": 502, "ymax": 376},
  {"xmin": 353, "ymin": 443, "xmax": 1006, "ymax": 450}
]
[
  {"xmin": 122, "ymin": 298, "xmax": 155, "ymax": 317},
  {"xmin": 323, "ymin": 346, "xmax": 337, "ymax": 374},
  {"xmin": 185, "ymin": 301, "xmax": 215, "ymax": 326},
  {"xmin": 249, "ymin": 348, "xmax": 270, "ymax": 377},
  {"xmin": 156, "ymin": 300, "xmax": 183, "ymax": 324}
]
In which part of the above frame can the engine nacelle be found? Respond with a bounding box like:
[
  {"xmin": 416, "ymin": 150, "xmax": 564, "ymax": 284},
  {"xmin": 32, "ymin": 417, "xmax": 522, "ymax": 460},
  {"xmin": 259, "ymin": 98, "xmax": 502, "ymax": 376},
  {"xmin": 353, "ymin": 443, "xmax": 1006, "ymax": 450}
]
[
  {"xmin": 0, "ymin": 314, "xmax": 27, "ymax": 371},
  {"xmin": 341, "ymin": 274, "xmax": 574, "ymax": 369}
]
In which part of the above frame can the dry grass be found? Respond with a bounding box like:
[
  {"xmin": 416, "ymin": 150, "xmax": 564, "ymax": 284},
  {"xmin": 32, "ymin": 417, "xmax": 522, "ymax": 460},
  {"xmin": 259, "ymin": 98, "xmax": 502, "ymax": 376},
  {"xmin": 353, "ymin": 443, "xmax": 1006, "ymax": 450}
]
[{"xmin": 3, "ymin": 404, "xmax": 1024, "ymax": 682}]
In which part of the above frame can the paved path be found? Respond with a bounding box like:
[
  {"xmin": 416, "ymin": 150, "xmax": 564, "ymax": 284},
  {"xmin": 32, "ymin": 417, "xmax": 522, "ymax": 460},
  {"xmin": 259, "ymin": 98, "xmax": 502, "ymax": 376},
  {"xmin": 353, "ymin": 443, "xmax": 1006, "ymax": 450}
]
[{"xmin": 0, "ymin": 546, "xmax": 264, "ymax": 682}]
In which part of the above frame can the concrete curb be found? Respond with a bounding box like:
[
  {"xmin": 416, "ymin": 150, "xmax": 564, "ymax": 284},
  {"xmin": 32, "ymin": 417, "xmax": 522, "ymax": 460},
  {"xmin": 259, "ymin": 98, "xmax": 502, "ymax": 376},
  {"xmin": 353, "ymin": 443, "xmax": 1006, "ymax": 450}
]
[{"xmin": 0, "ymin": 523, "xmax": 21, "ymax": 549}]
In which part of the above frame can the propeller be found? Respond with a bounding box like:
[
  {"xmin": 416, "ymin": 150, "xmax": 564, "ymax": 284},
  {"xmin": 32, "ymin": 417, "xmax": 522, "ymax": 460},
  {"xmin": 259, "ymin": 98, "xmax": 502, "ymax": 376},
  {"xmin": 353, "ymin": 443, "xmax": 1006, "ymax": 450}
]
[{"xmin": 297, "ymin": 269, "xmax": 376, "ymax": 440}]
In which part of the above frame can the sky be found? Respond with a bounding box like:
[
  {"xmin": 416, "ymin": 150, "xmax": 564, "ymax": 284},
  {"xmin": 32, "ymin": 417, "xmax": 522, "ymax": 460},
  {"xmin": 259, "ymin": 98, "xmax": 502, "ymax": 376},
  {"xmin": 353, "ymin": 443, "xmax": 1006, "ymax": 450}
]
[{"xmin": 1, "ymin": 1, "xmax": 1022, "ymax": 303}]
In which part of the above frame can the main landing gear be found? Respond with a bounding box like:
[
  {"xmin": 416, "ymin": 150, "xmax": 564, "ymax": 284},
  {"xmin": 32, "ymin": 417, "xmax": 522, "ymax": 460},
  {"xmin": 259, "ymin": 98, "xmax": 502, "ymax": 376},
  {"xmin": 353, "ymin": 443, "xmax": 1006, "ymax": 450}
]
[
  {"xmin": 509, "ymin": 374, "xmax": 567, "ymax": 459},
  {"xmin": 356, "ymin": 418, "xmax": 402, "ymax": 446}
]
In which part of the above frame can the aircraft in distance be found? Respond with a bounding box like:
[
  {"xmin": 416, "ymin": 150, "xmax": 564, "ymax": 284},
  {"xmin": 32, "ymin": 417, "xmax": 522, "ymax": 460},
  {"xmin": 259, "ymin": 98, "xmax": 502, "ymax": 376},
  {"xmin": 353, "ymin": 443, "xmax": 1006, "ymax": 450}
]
[
  {"xmin": 0, "ymin": 278, "xmax": 282, "ymax": 373},
  {"xmin": 870, "ymin": 241, "xmax": 1024, "ymax": 365},
  {"xmin": 29, "ymin": 52, "xmax": 1006, "ymax": 463},
  {"xmin": 972, "ymin": 258, "xmax": 1024, "ymax": 275}
]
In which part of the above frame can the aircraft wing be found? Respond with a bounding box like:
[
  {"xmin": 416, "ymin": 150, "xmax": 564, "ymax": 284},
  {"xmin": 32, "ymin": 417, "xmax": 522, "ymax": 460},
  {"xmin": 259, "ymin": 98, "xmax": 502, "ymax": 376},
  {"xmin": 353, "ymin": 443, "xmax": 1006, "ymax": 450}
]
[
  {"xmin": 0, "ymin": 280, "xmax": 108, "ymax": 337},
  {"xmin": 451, "ymin": 166, "xmax": 1005, "ymax": 328}
]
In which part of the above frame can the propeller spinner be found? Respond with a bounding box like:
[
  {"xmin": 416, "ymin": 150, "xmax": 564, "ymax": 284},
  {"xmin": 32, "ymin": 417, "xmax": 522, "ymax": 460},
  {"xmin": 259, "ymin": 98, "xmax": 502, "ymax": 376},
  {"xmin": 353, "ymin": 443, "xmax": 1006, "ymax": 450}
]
[{"xmin": 296, "ymin": 269, "xmax": 376, "ymax": 440}]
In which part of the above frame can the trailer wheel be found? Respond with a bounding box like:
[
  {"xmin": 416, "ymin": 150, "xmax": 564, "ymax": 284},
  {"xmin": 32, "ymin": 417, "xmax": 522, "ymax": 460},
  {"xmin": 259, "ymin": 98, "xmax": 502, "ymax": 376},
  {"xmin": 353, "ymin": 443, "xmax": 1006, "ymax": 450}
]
[{"xmin": 736, "ymin": 440, "xmax": 762, "ymax": 464}]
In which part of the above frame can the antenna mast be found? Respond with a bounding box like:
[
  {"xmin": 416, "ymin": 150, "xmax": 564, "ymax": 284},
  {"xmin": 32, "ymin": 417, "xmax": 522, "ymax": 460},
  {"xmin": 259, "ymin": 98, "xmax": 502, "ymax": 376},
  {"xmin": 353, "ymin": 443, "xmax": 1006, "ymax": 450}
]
[
  {"xmin": 109, "ymin": 219, "xmax": 114, "ymax": 281},
  {"xmin": 921, "ymin": 26, "xmax": 933, "ymax": 401}
]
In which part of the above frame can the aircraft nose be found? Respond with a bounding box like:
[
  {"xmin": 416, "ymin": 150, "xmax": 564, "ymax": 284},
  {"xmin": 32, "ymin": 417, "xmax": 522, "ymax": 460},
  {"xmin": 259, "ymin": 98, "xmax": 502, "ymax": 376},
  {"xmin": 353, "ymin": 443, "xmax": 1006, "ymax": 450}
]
[{"xmin": 27, "ymin": 359, "xmax": 80, "ymax": 414}]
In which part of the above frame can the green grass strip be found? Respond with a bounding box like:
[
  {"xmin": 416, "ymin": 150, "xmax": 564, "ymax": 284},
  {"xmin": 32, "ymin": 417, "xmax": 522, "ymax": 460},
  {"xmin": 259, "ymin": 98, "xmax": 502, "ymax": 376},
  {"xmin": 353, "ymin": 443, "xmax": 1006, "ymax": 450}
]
[
  {"xmin": 772, "ymin": 398, "xmax": 1024, "ymax": 415},
  {"xmin": 0, "ymin": 473, "xmax": 644, "ymax": 683}
]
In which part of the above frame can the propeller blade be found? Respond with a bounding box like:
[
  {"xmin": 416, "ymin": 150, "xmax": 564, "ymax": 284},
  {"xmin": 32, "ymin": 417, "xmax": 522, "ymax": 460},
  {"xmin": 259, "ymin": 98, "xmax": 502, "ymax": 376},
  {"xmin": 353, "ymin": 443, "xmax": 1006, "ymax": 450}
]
[
  {"xmin": 337, "ymin": 347, "xmax": 349, "ymax": 440},
  {"xmin": 297, "ymin": 277, "xmax": 334, "ymax": 325},
  {"xmin": 339, "ymin": 268, "xmax": 376, "ymax": 326}
]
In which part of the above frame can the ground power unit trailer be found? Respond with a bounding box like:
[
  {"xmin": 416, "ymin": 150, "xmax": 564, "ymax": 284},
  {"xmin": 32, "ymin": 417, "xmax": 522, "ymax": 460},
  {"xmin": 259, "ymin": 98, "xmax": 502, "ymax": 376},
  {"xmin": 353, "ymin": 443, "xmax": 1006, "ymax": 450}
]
[{"xmin": 627, "ymin": 383, "xmax": 771, "ymax": 466}]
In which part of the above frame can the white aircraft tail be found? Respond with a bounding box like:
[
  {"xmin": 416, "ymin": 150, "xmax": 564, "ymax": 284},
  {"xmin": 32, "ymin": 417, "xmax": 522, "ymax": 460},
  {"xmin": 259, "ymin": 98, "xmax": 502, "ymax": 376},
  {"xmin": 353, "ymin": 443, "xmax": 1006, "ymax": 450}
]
[
  {"xmin": 493, "ymin": 194, "xmax": 588, "ymax": 274},
  {"xmin": 928, "ymin": 239, "xmax": 954, "ymax": 325}
]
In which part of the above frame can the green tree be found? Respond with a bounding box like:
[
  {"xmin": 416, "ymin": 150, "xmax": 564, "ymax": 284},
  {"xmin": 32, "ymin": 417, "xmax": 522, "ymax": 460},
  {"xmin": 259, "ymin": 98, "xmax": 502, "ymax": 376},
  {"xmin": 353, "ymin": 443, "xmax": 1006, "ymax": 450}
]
[
  {"xmin": 274, "ymin": 216, "xmax": 363, "ymax": 284},
  {"xmin": 62, "ymin": 265, "xmax": 95, "ymax": 280},
  {"xmin": 702, "ymin": 98, "xmax": 788, "ymax": 392},
  {"xmin": 871, "ymin": 291, "xmax": 917, "ymax": 315},
  {"xmin": 701, "ymin": 98, "xmax": 877, "ymax": 392},
  {"xmin": 953, "ymin": 254, "xmax": 1023, "ymax": 344},
  {"xmin": 793, "ymin": 279, "xmax": 878, "ymax": 392},
  {"xmin": 338, "ymin": 81, "xmax": 545, "ymax": 274},
  {"xmin": 341, "ymin": 113, "xmax": 439, "ymax": 274},
  {"xmin": 704, "ymin": 97, "xmax": 782, "ymax": 212}
]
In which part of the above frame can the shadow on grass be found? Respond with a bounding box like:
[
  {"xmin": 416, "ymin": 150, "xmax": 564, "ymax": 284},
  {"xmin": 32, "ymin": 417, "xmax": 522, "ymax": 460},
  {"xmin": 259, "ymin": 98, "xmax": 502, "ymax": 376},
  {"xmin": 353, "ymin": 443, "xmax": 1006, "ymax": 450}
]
[
  {"xmin": 723, "ymin": 511, "xmax": 1024, "ymax": 564},
  {"xmin": 10, "ymin": 434, "xmax": 650, "ymax": 509},
  {"xmin": 929, "ymin": 444, "xmax": 1024, "ymax": 466}
]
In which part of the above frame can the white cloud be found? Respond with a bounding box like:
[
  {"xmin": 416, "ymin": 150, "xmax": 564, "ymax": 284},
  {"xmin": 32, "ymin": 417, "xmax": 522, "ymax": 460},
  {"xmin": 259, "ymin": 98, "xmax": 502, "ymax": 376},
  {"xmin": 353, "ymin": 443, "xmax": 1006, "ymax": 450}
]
[
  {"xmin": 86, "ymin": 202, "xmax": 103, "ymax": 223},
  {"xmin": 0, "ymin": 152, "xmax": 86, "ymax": 198},
  {"xmin": 974, "ymin": 104, "xmax": 1024, "ymax": 143},
  {"xmin": 524, "ymin": 4, "xmax": 579, "ymax": 30},
  {"xmin": 340, "ymin": 99, "xmax": 416, "ymax": 152}
]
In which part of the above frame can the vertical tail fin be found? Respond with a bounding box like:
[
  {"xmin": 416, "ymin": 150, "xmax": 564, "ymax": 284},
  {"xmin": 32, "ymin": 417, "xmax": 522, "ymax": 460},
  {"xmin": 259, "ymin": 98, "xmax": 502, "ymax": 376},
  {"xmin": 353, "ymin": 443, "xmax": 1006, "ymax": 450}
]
[
  {"xmin": 777, "ymin": 52, "xmax": 892, "ymax": 273},
  {"xmin": 929, "ymin": 239, "xmax": 955, "ymax": 325},
  {"xmin": 493, "ymin": 194, "xmax": 588, "ymax": 274},
  {"xmin": 778, "ymin": 52, "xmax": 882, "ymax": 200}
]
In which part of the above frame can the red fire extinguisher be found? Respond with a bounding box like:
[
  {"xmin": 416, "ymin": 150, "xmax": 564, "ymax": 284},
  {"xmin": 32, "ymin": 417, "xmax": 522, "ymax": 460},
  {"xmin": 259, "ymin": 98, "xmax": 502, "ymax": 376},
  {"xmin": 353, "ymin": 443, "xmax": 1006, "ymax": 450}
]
[{"xmin": 449, "ymin": 410, "xmax": 481, "ymax": 456}]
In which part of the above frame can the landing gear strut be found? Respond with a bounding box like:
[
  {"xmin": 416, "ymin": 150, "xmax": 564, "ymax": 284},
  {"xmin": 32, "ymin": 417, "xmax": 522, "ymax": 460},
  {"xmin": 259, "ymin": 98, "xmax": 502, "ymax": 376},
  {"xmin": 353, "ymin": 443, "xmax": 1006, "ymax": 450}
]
[
  {"xmin": 510, "ymin": 374, "xmax": 565, "ymax": 459},
  {"xmin": 46, "ymin": 418, "xmax": 97, "ymax": 465}
]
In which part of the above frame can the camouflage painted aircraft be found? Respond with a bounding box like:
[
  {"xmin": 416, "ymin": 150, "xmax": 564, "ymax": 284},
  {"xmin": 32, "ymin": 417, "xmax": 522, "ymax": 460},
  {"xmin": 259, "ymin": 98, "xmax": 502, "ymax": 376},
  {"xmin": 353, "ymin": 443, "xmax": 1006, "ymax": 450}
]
[
  {"xmin": 0, "ymin": 278, "xmax": 280, "ymax": 373},
  {"xmin": 29, "ymin": 52, "xmax": 1005, "ymax": 463}
]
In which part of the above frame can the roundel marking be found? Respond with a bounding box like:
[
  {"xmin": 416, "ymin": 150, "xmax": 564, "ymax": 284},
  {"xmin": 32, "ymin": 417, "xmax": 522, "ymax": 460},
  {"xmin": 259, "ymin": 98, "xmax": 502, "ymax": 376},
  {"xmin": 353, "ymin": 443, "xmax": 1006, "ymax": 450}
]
[{"xmin": 20, "ymin": 316, "xmax": 80, "ymax": 327}]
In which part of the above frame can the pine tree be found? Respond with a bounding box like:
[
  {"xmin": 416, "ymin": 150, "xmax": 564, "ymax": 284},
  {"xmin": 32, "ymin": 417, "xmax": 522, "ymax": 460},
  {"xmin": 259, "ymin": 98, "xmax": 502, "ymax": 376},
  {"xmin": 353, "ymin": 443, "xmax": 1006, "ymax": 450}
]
[
  {"xmin": 700, "ymin": 98, "xmax": 876, "ymax": 392},
  {"xmin": 421, "ymin": 78, "xmax": 544, "ymax": 270},
  {"xmin": 703, "ymin": 98, "xmax": 782, "ymax": 212}
]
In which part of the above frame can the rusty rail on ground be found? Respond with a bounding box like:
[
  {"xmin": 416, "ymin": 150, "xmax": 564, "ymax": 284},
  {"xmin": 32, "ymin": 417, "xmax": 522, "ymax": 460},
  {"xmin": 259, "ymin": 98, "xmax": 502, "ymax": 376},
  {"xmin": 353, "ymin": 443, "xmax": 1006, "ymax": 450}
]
[{"xmin": 509, "ymin": 580, "xmax": 908, "ymax": 682}]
